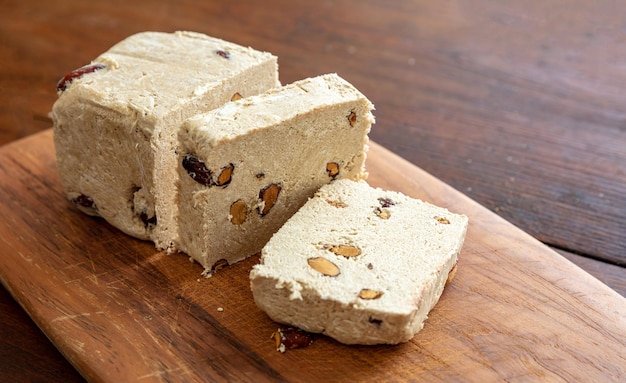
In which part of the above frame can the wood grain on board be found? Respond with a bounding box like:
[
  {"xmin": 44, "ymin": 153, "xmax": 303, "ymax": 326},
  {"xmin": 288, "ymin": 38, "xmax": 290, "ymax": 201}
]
[{"xmin": 0, "ymin": 130, "xmax": 624, "ymax": 382}]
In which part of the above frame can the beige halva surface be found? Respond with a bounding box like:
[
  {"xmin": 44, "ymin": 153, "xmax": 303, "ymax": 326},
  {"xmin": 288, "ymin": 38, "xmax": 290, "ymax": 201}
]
[
  {"xmin": 177, "ymin": 73, "xmax": 374, "ymax": 272},
  {"xmin": 51, "ymin": 31, "xmax": 468, "ymax": 346},
  {"xmin": 52, "ymin": 31, "xmax": 279, "ymax": 250},
  {"xmin": 251, "ymin": 179, "xmax": 468, "ymax": 345}
]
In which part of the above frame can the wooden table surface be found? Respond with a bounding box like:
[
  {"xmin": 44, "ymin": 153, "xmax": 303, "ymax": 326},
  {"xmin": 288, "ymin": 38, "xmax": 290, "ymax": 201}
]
[{"xmin": 0, "ymin": 0, "xmax": 624, "ymax": 382}]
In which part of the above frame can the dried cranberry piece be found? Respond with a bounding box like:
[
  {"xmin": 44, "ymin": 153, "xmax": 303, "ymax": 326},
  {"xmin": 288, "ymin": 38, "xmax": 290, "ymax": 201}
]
[
  {"xmin": 378, "ymin": 197, "xmax": 395, "ymax": 208},
  {"xmin": 71, "ymin": 194, "xmax": 96, "ymax": 209},
  {"xmin": 272, "ymin": 327, "xmax": 313, "ymax": 353},
  {"xmin": 216, "ymin": 50, "xmax": 230, "ymax": 59},
  {"xmin": 140, "ymin": 212, "xmax": 157, "ymax": 227},
  {"xmin": 368, "ymin": 317, "xmax": 383, "ymax": 326},
  {"xmin": 182, "ymin": 154, "xmax": 214, "ymax": 186},
  {"xmin": 56, "ymin": 63, "xmax": 106, "ymax": 92}
]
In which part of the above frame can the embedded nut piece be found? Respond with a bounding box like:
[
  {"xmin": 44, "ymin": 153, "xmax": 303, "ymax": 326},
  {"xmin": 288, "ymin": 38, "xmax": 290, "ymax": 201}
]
[
  {"xmin": 216, "ymin": 163, "xmax": 234, "ymax": 187},
  {"xmin": 445, "ymin": 263, "xmax": 458, "ymax": 285},
  {"xmin": 374, "ymin": 207, "xmax": 391, "ymax": 219},
  {"xmin": 326, "ymin": 162, "xmax": 340, "ymax": 179},
  {"xmin": 348, "ymin": 110, "xmax": 357, "ymax": 126},
  {"xmin": 272, "ymin": 327, "xmax": 314, "ymax": 353},
  {"xmin": 258, "ymin": 183, "xmax": 281, "ymax": 216},
  {"xmin": 182, "ymin": 154, "xmax": 213, "ymax": 186},
  {"xmin": 230, "ymin": 92, "xmax": 243, "ymax": 101},
  {"xmin": 358, "ymin": 289, "xmax": 384, "ymax": 300},
  {"xmin": 250, "ymin": 180, "xmax": 468, "ymax": 346},
  {"xmin": 435, "ymin": 216, "xmax": 451, "ymax": 224},
  {"xmin": 326, "ymin": 199, "xmax": 348, "ymax": 208},
  {"xmin": 230, "ymin": 199, "xmax": 248, "ymax": 225},
  {"xmin": 307, "ymin": 257, "xmax": 340, "ymax": 276},
  {"xmin": 328, "ymin": 245, "xmax": 361, "ymax": 258}
]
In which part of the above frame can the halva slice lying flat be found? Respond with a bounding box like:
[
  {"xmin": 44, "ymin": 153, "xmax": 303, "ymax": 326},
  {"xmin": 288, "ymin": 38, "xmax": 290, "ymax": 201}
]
[
  {"xmin": 52, "ymin": 31, "xmax": 280, "ymax": 250},
  {"xmin": 250, "ymin": 179, "xmax": 468, "ymax": 345},
  {"xmin": 177, "ymin": 73, "xmax": 374, "ymax": 274}
]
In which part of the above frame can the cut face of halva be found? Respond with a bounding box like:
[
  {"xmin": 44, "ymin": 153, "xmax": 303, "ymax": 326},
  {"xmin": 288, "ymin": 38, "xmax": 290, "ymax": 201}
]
[
  {"xmin": 177, "ymin": 73, "xmax": 374, "ymax": 273},
  {"xmin": 250, "ymin": 179, "xmax": 468, "ymax": 345}
]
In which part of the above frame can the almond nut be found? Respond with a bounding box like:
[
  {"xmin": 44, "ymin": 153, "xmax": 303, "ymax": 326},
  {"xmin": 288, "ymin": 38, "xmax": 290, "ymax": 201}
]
[
  {"xmin": 435, "ymin": 216, "xmax": 450, "ymax": 224},
  {"xmin": 358, "ymin": 289, "xmax": 384, "ymax": 300},
  {"xmin": 230, "ymin": 199, "xmax": 247, "ymax": 225},
  {"xmin": 348, "ymin": 111, "xmax": 357, "ymax": 126},
  {"xmin": 326, "ymin": 162, "xmax": 340, "ymax": 179},
  {"xmin": 326, "ymin": 199, "xmax": 348, "ymax": 208},
  {"xmin": 216, "ymin": 163, "xmax": 234, "ymax": 187},
  {"xmin": 258, "ymin": 183, "xmax": 281, "ymax": 216},
  {"xmin": 231, "ymin": 92, "xmax": 243, "ymax": 101},
  {"xmin": 446, "ymin": 263, "xmax": 458, "ymax": 285},
  {"xmin": 327, "ymin": 245, "xmax": 361, "ymax": 258},
  {"xmin": 374, "ymin": 207, "xmax": 391, "ymax": 219},
  {"xmin": 307, "ymin": 257, "xmax": 340, "ymax": 276}
]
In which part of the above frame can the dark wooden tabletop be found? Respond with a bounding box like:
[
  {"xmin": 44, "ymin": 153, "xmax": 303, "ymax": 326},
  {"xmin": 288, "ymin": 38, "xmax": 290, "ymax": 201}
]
[{"xmin": 1, "ymin": 1, "xmax": 624, "ymax": 382}]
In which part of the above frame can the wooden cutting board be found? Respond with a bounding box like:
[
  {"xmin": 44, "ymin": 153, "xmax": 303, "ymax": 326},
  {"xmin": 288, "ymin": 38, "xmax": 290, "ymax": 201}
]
[{"xmin": 0, "ymin": 130, "xmax": 624, "ymax": 382}]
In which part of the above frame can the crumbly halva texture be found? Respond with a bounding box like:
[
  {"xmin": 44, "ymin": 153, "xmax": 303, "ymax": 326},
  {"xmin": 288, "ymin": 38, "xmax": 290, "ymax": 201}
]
[
  {"xmin": 250, "ymin": 179, "xmax": 468, "ymax": 345},
  {"xmin": 177, "ymin": 73, "xmax": 374, "ymax": 274},
  {"xmin": 52, "ymin": 31, "xmax": 280, "ymax": 250}
]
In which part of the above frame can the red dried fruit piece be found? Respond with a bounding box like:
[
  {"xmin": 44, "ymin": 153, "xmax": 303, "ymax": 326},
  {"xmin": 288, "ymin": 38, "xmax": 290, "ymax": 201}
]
[
  {"xmin": 140, "ymin": 212, "xmax": 157, "ymax": 228},
  {"xmin": 216, "ymin": 50, "xmax": 230, "ymax": 59},
  {"xmin": 272, "ymin": 327, "xmax": 313, "ymax": 353},
  {"xmin": 56, "ymin": 63, "xmax": 106, "ymax": 92},
  {"xmin": 182, "ymin": 154, "xmax": 214, "ymax": 186},
  {"xmin": 378, "ymin": 197, "xmax": 395, "ymax": 208},
  {"xmin": 72, "ymin": 194, "xmax": 96, "ymax": 209},
  {"xmin": 368, "ymin": 317, "xmax": 383, "ymax": 326}
]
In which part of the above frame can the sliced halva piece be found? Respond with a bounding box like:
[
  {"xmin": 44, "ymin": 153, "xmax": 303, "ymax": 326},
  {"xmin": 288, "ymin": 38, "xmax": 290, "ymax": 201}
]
[
  {"xmin": 250, "ymin": 179, "xmax": 468, "ymax": 345},
  {"xmin": 177, "ymin": 73, "xmax": 374, "ymax": 273},
  {"xmin": 52, "ymin": 31, "xmax": 280, "ymax": 250}
]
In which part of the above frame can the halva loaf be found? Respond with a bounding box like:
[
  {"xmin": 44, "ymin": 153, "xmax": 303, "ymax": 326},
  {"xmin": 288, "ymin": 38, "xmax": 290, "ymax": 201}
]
[{"xmin": 52, "ymin": 31, "xmax": 280, "ymax": 250}]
